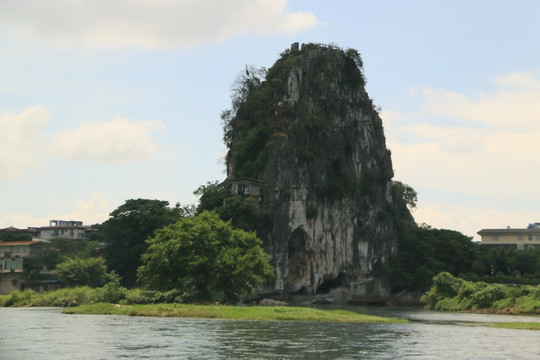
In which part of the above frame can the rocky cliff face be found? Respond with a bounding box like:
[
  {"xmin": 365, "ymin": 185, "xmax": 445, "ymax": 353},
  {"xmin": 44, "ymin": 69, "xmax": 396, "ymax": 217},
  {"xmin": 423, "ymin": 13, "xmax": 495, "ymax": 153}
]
[{"xmin": 225, "ymin": 43, "xmax": 412, "ymax": 300}]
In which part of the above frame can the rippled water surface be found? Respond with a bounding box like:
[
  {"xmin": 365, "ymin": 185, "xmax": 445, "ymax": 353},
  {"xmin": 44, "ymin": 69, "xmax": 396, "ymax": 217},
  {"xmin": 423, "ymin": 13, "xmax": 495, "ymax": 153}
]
[{"xmin": 1, "ymin": 307, "xmax": 539, "ymax": 359}]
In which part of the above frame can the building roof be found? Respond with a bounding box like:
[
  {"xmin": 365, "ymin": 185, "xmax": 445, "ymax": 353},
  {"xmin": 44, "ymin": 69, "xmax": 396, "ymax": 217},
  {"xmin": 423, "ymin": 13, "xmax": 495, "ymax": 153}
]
[
  {"xmin": 0, "ymin": 226, "xmax": 29, "ymax": 233},
  {"xmin": 39, "ymin": 225, "xmax": 86, "ymax": 230},
  {"xmin": 222, "ymin": 177, "xmax": 265, "ymax": 185},
  {"xmin": 0, "ymin": 240, "xmax": 44, "ymax": 246},
  {"xmin": 477, "ymin": 228, "xmax": 540, "ymax": 235}
]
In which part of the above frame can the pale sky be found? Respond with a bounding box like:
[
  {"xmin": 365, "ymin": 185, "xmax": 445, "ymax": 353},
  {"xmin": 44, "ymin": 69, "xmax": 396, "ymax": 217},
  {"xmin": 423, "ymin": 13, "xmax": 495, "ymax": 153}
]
[{"xmin": 1, "ymin": 0, "xmax": 539, "ymax": 241}]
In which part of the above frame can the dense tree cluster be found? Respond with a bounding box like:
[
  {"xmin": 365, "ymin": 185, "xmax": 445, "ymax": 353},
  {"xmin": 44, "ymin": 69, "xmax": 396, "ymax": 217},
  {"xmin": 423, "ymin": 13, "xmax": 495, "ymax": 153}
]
[
  {"xmin": 384, "ymin": 221, "xmax": 540, "ymax": 292},
  {"xmin": 137, "ymin": 211, "xmax": 273, "ymax": 303},
  {"xmin": 101, "ymin": 199, "xmax": 183, "ymax": 287},
  {"xmin": 384, "ymin": 221, "xmax": 478, "ymax": 292}
]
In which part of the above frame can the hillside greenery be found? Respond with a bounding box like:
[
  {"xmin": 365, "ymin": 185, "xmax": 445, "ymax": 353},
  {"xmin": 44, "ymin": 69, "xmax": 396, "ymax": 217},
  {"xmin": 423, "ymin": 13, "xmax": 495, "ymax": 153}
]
[
  {"xmin": 222, "ymin": 44, "xmax": 369, "ymax": 181},
  {"xmin": 194, "ymin": 181, "xmax": 272, "ymax": 239}
]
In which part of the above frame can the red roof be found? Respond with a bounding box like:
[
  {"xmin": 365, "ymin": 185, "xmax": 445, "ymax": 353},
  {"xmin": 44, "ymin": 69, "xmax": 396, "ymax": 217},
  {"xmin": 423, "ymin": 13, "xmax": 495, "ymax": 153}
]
[{"xmin": 0, "ymin": 226, "xmax": 28, "ymax": 232}]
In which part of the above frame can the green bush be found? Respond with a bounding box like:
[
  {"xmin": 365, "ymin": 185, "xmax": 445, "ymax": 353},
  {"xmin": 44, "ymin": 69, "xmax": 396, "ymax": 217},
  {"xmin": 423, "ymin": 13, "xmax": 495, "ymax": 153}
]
[
  {"xmin": 423, "ymin": 272, "xmax": 540, "ymax": 313},
  {"xmin": 470, "ymin": 284, "xmax": 508, "ymax": 308},
  {"xmin": 123, "ymin": 289, "xmax": 155, "ymax": 304},
  {"xmin": 432, "ymin": 272, "xmax": 464, "ymax": 298}
]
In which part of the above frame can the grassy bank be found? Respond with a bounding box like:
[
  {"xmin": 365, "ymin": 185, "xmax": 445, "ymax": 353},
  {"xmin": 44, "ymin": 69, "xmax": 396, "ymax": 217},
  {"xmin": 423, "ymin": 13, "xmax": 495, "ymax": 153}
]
[
  {"xmin": 490, "ymin": 322, "xmax": 540, "ymax": 331},
  {"xmin": 0, "ymin": 286, "xmax": 179, "ymax": 307},
  {"xmin": 62, "ymin": 302, "xmax": 407, "ymax": 323},
  {"xmin": 0, "ymin": 287, "xmax": 406, "ymax": 323},
  {"xmin": 422, "ymin": 272, "xmax": 540, "ymax": 314}
]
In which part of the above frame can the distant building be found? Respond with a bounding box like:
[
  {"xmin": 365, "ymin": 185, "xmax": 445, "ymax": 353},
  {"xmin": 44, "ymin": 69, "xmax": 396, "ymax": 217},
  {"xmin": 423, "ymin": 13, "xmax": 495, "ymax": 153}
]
[
  {"xmin": 0, "ymin": 240, "xmax": 45, "ymax": 274},
  {"xmin": 36, "ymin": 219, "xmax": 88, "ymax": 241},
  {"xmin": 0, "ymin": 226, "xmax": 38, "ymax": 241},
  {"xmin": 222, "ymin": 178, "xmax": 265, "ymax": 202},
  {"xmin": 0, "ymin": 220, "xmax": 93, "ymax": 294},
  {"xmin": 477, "ymin": 223, "xmax": 540, "ymax": 250}
]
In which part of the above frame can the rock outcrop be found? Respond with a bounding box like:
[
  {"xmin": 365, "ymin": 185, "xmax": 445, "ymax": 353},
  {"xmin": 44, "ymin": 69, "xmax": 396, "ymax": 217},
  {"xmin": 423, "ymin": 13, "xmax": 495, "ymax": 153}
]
[{"xmin": 225, "ymin": 43, "xmax": 412, "ymax": 301}]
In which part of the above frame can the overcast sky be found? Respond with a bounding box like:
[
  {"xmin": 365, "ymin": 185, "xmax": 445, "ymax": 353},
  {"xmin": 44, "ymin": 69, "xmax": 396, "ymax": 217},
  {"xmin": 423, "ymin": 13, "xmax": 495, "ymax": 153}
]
[{"xmin": 1, "ymin": 0, "xmax": 539, "ymax": 240}]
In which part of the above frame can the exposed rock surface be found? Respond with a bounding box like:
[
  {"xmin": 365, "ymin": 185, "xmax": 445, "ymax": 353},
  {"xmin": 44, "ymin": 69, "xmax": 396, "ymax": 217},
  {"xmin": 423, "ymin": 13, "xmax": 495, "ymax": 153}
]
[{"xmin": 225, "ymin": 43, "xmax": 412, "ymax": 301}]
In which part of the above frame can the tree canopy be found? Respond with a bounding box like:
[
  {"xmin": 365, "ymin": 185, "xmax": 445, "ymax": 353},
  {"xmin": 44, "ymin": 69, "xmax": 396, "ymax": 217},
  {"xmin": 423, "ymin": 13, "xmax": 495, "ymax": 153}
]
[
  {"xmin": 101, "ymin": 199, "xmax": 183, "ymax": 287},
  {"xmin": 384, "ymin": 221, "xmax": 478, "ymax": 292},
  {"xmin": 137, "ymin": 211, "xmax": 274, "ymax": 303},
  {"xmin": 55, "ymin": 257, "xmax": 107, "ymax": 287},
  {"xmin": 193, "ymin": 181, "xmax": 272, "ymax": 240}
]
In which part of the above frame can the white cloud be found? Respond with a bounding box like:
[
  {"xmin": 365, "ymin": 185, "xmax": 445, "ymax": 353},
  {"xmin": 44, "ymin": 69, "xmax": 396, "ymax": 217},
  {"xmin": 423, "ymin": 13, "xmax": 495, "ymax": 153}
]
[
  {"xmin": 384, "ymin": 72, "xmax": 540, "ymax": 235},
  {"xmin": 385, "ymin": 72, "xmax": 540, "ymax": 198},
  {"xmin": 0, "ymin": 192, "xmax": 111, "ymax": 228},
  {"xmin": 0, "ymin": 104, "xmax": 49, "ymax": 180},
  {"xmin": 414, "ymin": 203, "xmax": 540, "ymax": 242},
  {"xmin": 0, "ymin": 0, "xmax": 319, "ymax": 49},
  {"xmin": 48, "ymin": 116, "xmax": 165, "ymax": 163},
  {"xmin": 62, "ymin": 192, "xmax": 112, "ymax": 225}
]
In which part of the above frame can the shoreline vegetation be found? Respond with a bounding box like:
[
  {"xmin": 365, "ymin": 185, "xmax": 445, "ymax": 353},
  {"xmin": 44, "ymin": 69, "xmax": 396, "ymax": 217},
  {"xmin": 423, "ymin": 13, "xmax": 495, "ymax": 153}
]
[
  {"xmin": 0, "ymin": 287, "xmax": 405, "ymax": 323},
  {"xmin": 62, "ymin": 302, "xmax": 407, "ymax": 323},
  {"xmin": 490, "ymin": 322, "xmax": 540, "ymax": 331},
  {"xmin": 422, "ymin": 272, "xmax": 540, "ymax": 315}
]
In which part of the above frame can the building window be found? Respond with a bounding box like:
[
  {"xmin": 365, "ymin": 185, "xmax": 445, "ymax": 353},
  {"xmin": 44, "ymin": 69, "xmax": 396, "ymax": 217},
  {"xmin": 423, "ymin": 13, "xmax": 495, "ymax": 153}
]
[
  {"xmin": 517, "ymin": 235, "xmax": 524, "ymax": 241},
  {"xmin": 237, "ymin": 184, "xmax": 247, "ymax": 195},
  {"xmin": 528, "ymin": 234, "xmax": 533, "ymax": 241},
  {"xmin": 492, "ymin": 235, "xmax": 499, "ymax": 241}
]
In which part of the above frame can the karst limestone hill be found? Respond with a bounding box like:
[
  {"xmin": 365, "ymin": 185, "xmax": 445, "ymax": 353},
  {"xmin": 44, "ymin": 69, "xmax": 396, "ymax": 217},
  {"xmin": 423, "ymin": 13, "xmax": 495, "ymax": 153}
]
[{"xmin": 222, "ymin": 43, "xmax": 413, "ymax": 303}]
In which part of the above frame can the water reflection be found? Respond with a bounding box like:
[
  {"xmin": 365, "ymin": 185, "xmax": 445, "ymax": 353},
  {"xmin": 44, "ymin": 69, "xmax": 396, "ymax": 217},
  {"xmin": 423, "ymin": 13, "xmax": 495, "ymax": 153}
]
[{"xmin": 1, "ymin": 307, "xmax": 539, "ymax": 359}]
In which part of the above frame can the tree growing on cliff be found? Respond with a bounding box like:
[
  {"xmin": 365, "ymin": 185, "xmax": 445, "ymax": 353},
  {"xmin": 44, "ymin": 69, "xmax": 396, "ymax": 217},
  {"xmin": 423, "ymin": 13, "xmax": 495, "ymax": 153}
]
[
  {"xmin": 102, "ymin": 199, "xmax": 183, "ymax": 287},
  {"xmin": 193, "ymin": 182, "xmax": 272, "ymax": 239},
  {"xmin": 137, "ymin": 211, "xmax": 273, "ymax": 303}
]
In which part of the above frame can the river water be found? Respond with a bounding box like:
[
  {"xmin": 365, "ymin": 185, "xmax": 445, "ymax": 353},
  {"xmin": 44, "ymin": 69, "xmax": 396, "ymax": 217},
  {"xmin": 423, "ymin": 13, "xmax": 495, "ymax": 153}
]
[{"xmin": 1, "ymin": 306, "xmax": 539, "ymax": 359}]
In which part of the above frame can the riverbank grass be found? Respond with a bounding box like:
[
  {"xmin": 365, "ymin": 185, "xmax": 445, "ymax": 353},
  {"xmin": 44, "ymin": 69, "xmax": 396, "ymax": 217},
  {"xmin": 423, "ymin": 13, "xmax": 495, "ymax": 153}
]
[
  {"xmin": 63, "ymin": 303, "xmax": 407, "ymax": 323},
  {"xmin": 490, "ymin": 322, "xmax": 540, "ymax": 331}
]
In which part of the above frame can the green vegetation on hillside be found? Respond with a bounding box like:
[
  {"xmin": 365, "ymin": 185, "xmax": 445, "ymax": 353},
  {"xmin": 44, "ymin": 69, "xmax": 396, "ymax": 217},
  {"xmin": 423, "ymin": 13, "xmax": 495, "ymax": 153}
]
[
  {"xmin": 194, "ymin": 181, "xmax": 272, "ymax": 239},
  {"xmin": 222, "ymin": 44, "xmax": 370, "ymax": 182}
]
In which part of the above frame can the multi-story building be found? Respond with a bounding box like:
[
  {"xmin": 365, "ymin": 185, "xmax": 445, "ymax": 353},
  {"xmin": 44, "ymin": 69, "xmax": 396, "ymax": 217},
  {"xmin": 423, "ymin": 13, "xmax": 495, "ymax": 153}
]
[
  {"xmin": 477, "ymin": 223, "xmax": 540, "ymax": 250},
  {"xmin": 36, "ymin": 219, "xmax": 88, "ymax": 241},
  {"xmin": 0, "ymin": 240, "xmax": 45, "ymax": 274}
]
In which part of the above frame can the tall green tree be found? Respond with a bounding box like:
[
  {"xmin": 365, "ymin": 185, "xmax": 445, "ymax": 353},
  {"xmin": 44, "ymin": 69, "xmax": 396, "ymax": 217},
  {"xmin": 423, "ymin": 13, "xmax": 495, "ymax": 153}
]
[
  {"xmin": 102, "ymin": 199, "xmax": 183, "ymax": 287},
  {"xmin": 193, "ymin": 181, "xmax": 223, "ymax": 214},
  {"xmin": 138, "ymin": 211, "xmax": 274, "ymax": 303}
]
